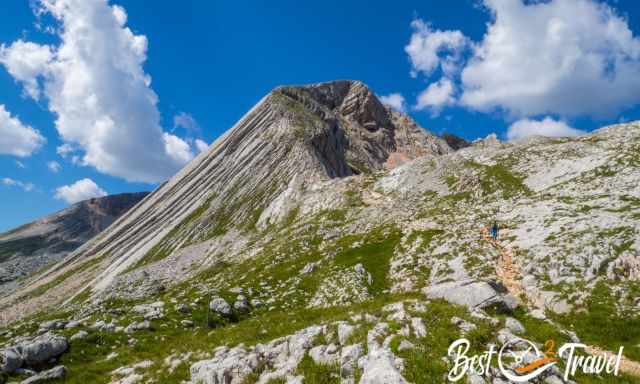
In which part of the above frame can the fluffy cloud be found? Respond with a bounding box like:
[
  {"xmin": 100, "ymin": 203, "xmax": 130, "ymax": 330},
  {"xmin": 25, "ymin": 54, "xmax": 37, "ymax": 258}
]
[
  {"xmin": 54, "ymin": 178, "xmax": 107, "ymax": 204},
  {"xmin": 507, "ymin": 117, "xmax": 586, "ymax": 140},
  {"xmin": 407, "ymin": 0, "xmax": 640, "ymax": 119},
  {"xmin": 163, "ymin": 133, "xmax": 194, "ymax": 164},
  {"xmin": 461, "ymin": 0, "xmax": 640, "ymax": 117},
  {"xmin": 1, "ymin": 177, "xmax": 35, "ymax": 192},
  {"xmin": 47, "ymin": 160, "xmax": 61, "ymax": 172},
  {"xmin": 194, "ymin": 139, "xmax": 209, "ymax": 153},
  {"xmin": 378, "ymin": 93, "xmax": 407, "ymax": 113},
  {"xmin": 0, "ymin": 0, "xmax": 197, "ymax": 183},
  {"xmin": 0, "ymin": 40, "xmax": 52, "ymax": 100},
  {"xmin": 0, "ymin": 104, "xmax": 46, "ymax": 157},
  {"xmin": 405, "ymin": 19, "xmax": 468, "ymax": 78},
  {"xmin": 416, "ymin": 78, "xmax": 456, "ymax": 113}
]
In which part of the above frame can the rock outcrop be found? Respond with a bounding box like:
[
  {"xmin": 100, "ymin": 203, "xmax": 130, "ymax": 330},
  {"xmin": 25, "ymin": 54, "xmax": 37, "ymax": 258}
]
[
  {"xmin": 423, "ymin": 279, "xmax": 518, "ymax": 312},
  {"xmin": 0, "ymin": 332, "xmax": 68, "ymax": 373}
]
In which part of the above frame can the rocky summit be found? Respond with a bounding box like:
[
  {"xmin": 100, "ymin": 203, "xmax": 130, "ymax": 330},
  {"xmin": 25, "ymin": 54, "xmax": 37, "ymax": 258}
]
[
  {"xmin": 0, "ymin": 192, "xmax": 148, "ymax": 295},
  {"xmin": 0, "ymin": 80, "xmax": 639, "ymax": 384}
]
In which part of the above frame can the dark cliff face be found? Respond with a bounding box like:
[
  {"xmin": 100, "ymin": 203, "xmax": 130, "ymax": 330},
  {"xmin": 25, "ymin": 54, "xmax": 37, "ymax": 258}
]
[
  {"xmin": 441, "ymin": 133, "xmax": 471, "ymax": 151},
  {"xmin": 0, "ymin": 192, "xmax": 148, "ymax": 286}
]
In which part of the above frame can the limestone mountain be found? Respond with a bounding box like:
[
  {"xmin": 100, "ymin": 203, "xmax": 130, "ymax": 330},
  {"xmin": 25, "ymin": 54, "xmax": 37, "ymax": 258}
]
[
  {"xmin": 0, "ymin": 80, "xmax": 451, "ymax": 315},
  {"xmin": 0, "ymin": 192, "xmax": 148, "ymax": 292},
  {"xmin": 1, "ymin": 81, "xmax": 639, "ymax": 384}
]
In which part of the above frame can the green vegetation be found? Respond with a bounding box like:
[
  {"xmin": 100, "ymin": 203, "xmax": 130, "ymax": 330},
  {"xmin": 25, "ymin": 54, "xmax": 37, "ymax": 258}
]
[
  {"xmin": 406, "ymin": 229, "xmax": 443, "ymax": 254},
  {"xmin": 399, "ymin": 299, "xmax": 496, "ymax": 383},
  {"xmin": 35, "ymin": 293, "xmax": 425, "ymax": 384},
  {"xmin": 555, "ymin": 281, "xmax": 640, "ymax": 362},
  {"xmin": 509, "ymin": 308, "xmax": 568, "ymax": 345},
  {"xmin": 470, "ymin": 161, "xmax": 532, "ymax": 198},
  {"xmin": 594, "ymin": 165, "xmax": 616, "ymax": 177},
  {"xmin": 333, "ymin": 226, "xmax": 402, "ymax": 296},
  {"xmin": 295, "ymin": 354, "xmax": 341, "ymax": 384}
]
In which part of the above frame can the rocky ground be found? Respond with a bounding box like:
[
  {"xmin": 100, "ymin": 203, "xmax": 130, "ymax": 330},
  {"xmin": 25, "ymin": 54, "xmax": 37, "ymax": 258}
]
[{"xmin": 0, "ymin": 81, "xmax": 639, "ymax": 383}]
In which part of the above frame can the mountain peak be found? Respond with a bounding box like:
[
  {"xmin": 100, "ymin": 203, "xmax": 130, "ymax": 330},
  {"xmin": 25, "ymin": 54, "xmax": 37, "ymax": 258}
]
[
  {"xmin": 1, "ymin": 80, "xmax": 452, "ymax": 321},
  {"xmin": 269, "ymin": 80, "xmax": 451, "ymax": 175},
  {"xmin": 273, "ymin": 80, "xmax": 391, "ymax": 133}
]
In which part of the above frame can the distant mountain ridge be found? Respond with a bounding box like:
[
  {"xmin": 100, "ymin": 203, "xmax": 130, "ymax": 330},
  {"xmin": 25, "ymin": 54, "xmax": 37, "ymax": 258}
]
[{"xmin": 0, "ymin": 192, "xmax": 149, "ymax": 291}]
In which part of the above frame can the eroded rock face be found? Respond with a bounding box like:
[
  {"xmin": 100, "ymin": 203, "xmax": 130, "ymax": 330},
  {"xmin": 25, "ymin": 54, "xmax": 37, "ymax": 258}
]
[{"xmin": 441, "ymin": 133, "xmax": 470, "ymax": 151}]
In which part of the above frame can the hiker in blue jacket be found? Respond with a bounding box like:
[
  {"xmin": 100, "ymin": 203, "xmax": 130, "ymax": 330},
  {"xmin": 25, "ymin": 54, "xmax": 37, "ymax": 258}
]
[{"xmin": 491, "ymin": 221, "xmax": 499, "ymax": 240}]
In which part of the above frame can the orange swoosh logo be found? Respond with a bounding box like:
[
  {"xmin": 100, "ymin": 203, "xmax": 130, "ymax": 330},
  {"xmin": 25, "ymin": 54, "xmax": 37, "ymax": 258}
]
[{"xmin": 515, "ymin": 357, "xmax": 558, "ymax": 374}]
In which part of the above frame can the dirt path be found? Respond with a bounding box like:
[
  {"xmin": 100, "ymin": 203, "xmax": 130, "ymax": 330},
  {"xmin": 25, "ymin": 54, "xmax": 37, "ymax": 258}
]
[
  {"xmin": 481, "ymin": 227, "xmax": 640, "ymax": 378},
  {"xmin": 480, "ymin": 227, "xmax": 524, "ymax": 300}
]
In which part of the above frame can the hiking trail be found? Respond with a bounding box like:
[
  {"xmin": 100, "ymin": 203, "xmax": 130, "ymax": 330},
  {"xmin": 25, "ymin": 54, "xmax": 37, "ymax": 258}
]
[
  {"xmin": 481, "ymin": 227, "xmax": 640, "ymax": 378},
  {"xmin": 480, "ymin": 227, "xmax": 525, "ymax": 300}
]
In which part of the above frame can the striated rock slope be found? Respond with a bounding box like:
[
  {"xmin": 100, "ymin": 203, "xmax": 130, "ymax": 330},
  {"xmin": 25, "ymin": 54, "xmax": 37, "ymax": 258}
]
[
  {"xmin": 0, "ymin": 192, "xmax": 148, "ymax": 292},
  {"xmin": 0, "ymin": 80, "xmax": 451, "ymax": 322}
]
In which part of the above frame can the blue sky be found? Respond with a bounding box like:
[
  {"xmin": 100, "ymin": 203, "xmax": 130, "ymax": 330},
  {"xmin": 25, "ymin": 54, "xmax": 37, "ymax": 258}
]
[{"xmin": 1, "ymin": 0, "xmax": 640, "ymax": 231}]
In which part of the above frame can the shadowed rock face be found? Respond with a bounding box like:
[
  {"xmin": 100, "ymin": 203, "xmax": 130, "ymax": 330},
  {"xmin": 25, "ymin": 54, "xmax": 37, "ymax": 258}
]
[
  {"xmin": 276, "ymin": 81, "xmax": 451, "ymax": 174},
  {"xmin": 0, "ymin": 80, "xmax": 451, "ymax": 319},
  {"xmin": 441, "ymin": 133, "xmax": 471, "ymax": 151},
  {"xmin": 0, "ymin": 192, "xmax": 148, "ymax": 289}
]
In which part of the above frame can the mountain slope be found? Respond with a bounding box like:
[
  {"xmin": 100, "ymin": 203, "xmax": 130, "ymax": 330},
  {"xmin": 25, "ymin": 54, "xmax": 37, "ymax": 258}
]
[
  {"xmin": 0, "ymin": 192, "xmax": 148, "ymax": 291},
  {"xmin": 0, "ymin": 80, "xmax": 451, "ymax": 322},
  {"xmin": 0, "ymin": 82, "xmax": 638, "ymax": 384}
]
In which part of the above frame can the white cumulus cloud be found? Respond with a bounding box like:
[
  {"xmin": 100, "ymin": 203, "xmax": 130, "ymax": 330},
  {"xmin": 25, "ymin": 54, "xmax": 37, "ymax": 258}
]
[
  {"xmin": 416, "ymin": 78, "xmax": 456, "ymax": 113},
  {"xmin": 378, "ymin": 93, "xmax": 407, "ymax": 113},
  {"xmin": 460, "ymin": 0, "xmax": 640, "ymax": 118},
  {"xmin": 507, "ymin": 117, "xmax": 586, "ymax": 140},
  {"xmin": 0, "ymin": 0, "xmax": 197, "ymax": 183},
  {"xmin": 0, "ymin": 40, "xmax": 52, "ymax": 100},
  {"xmin": 0, "ymin": 104, "xmax": 46, "ymax": 157},
  {"xmin": 163, "ymin": 133, "xmax": 194, "ymax": 164},
  {"xmin": 406, "ymin": 0, "xmax": 640, "ymax": 121},
  {"xmin": 54, "ymin": 178, "xmax": 107, "ymax": 204},
  {"xmin": 405, "ymin": 19, "xmax": 468, "ymax": 78}
]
